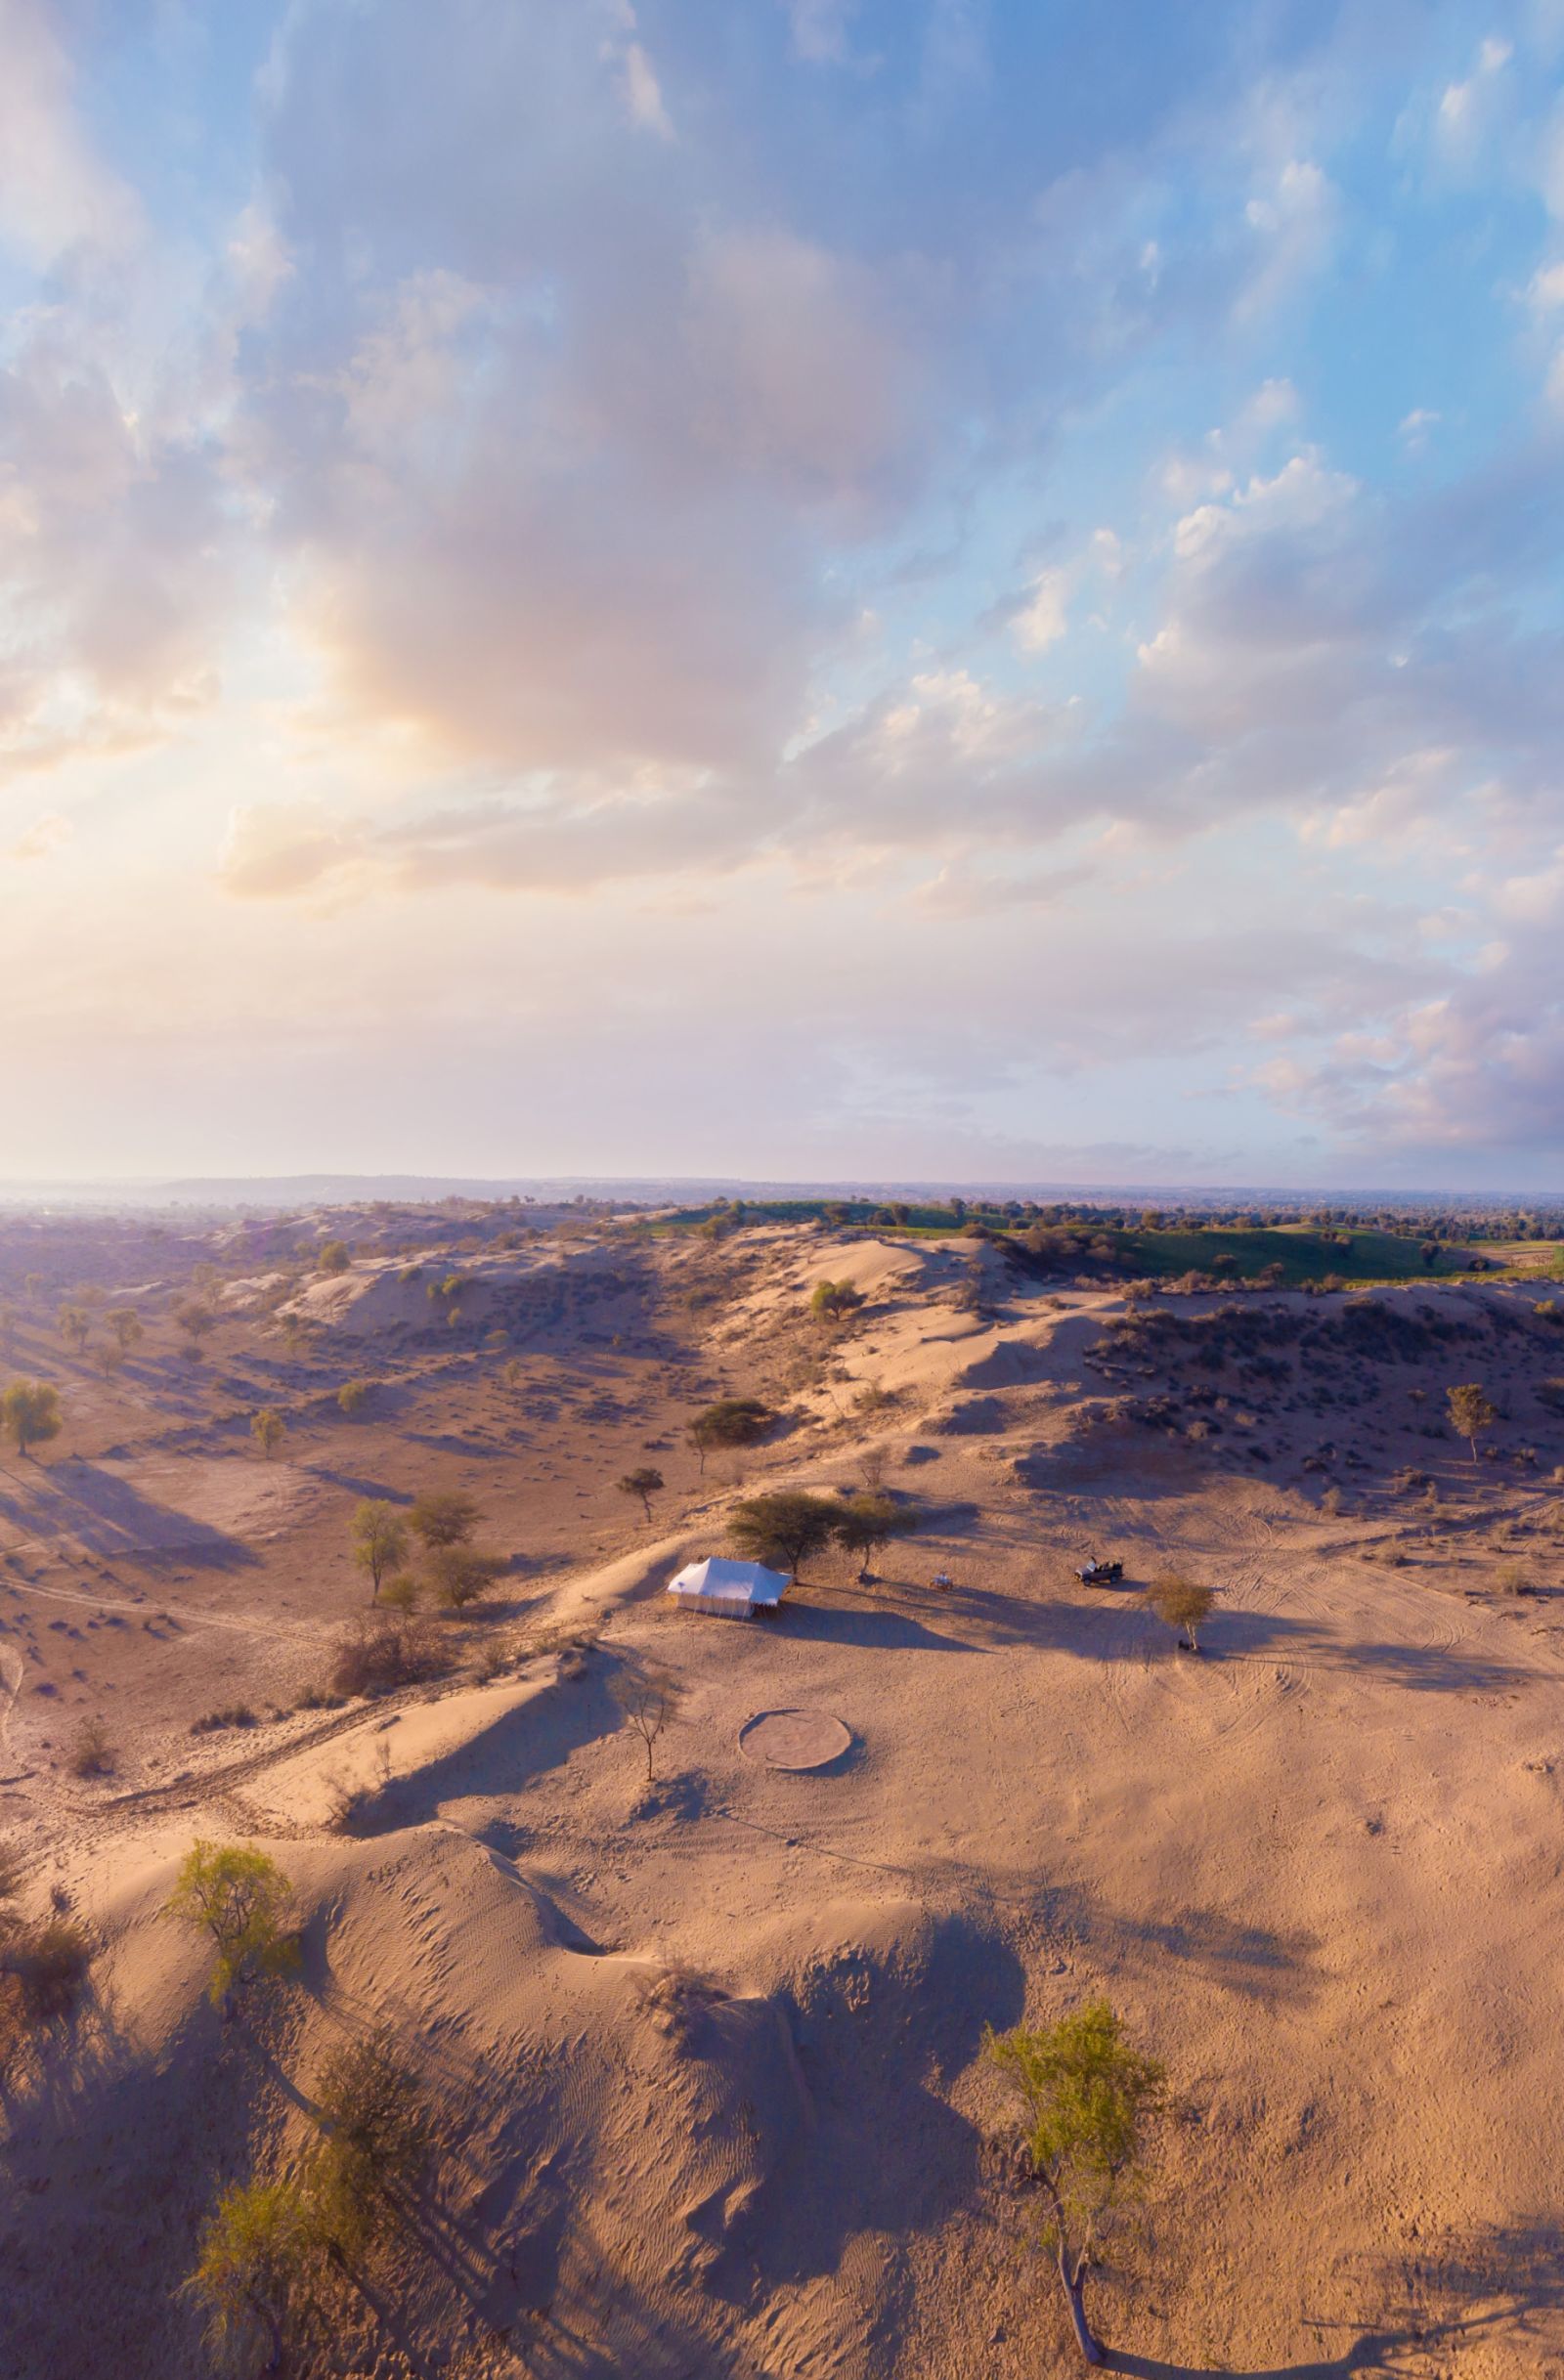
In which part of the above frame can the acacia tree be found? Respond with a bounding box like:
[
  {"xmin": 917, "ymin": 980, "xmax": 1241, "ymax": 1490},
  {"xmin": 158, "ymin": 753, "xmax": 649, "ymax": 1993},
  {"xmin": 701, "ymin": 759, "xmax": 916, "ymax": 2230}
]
[
  {"xmin": 686, "ymin": 1397, "xmax": 773, "ymax": 1474},
  {"xmin": 408, "ymin": 1490, "xmax": 480, "ymax": 1550},
  {"xmin": 177, "ymin": 1302, "xmax": 217, "ymax": 1356},
  {"xmin": 107, "ymin": 1306, "xmax": 144, "ymax": 1356},
  {"xmin": 57, "ymin": 1306, "xmax": 90, "ymax": 1356},
  {"xmin": 250, "ymin": 1409, "xmax": 286, "ymax": 1460},
  {"xmin": 810, "ymin": 1278, "xmax": 865, "ymax": 1322},
  {"xmin": 163, "ymin": 1841, "xmax": 296, "ymax": 2009},
  {"xmin": 185, "ymin": 2177, "xmax": 316, "ymax": 2375},
  {"xmin": 2, "ymin": 1380, "xmax": 62, "ymax": 1459},
  {"xmin": 985, "ymin": 2001, "xmax": 1167, "ymax": 2365},
  {"xmin": 1447, "ymin": 1382, "xmax": 1498, "ymax": 1461},
  {"xmin": 616, "ymin": 1466, "xmax": 664, "ymax": 1523},
  {"xmin": 1143, "ymin": 1575, "xmax": 1216, "ymax": 1653},
  {"xmin": 833, "ymin": 1493, "xmax": 920, "ymax": 1582},
  {"xmin": 352, "ymin": 1500, "xmax": 409, "ymax": 1603},
  {"xmin": 611, "ymin": 1665, "xmax": 682, "ymax": 1783},
  {"xmin": 727, "ymin": 1491, "xmax": 842, "ymax": 1579}
]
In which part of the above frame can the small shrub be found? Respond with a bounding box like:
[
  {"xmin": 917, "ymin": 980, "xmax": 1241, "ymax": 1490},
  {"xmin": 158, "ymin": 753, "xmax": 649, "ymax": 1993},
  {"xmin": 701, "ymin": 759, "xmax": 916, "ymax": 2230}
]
[
  {"xmin": 294, "ymin": 1682, "xmax": 345, "ymax": 1712},
  {"xmin": 66, "ymin": 1717, "xmax": 115, "ymax": 1779},
  {"xmin": 378, "ymin": 1572, "xmax": 419, "ymax": 1616},
  {"xmin": 1496, "ymin": 1563, "xmax": 1536, "ymax": 1597},
  {"xmin": 810, "ymin": 1279, "xmax": 866, "ymax": 1322},
  {"xmin": 191, "ymin": 1706, "xmax": 258, "ymax": 1736},
  {"xmin": 1321, "ymin": 1485, "xmax": 1344, "ymax": 1516},
  {"xmin": 317, "ymin": 1240, "xmax": 351, "ymax": 1275},
  {"xmin": 633, "ymin": 1959, "xmax": 727, "ymax": 2041},
  {"xmin": 250, "ymin": 1408, "xmax": 286, "ymax": 1459},
  {"xmin": 336, "ymin": 1379, "xmax": 371, "ymax": 1416}
]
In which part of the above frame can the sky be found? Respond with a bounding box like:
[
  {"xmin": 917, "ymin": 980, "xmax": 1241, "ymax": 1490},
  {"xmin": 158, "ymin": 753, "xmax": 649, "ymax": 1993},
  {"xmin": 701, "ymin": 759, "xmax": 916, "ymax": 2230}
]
[{"xmin": 4, "ymin": 0, "xmax": 1564, "ymax": 1190}]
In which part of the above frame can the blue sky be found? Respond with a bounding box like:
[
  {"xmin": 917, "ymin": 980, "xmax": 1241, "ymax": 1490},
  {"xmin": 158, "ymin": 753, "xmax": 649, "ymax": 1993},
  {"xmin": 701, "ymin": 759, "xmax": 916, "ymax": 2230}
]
[{"xmin": 3, "ymin": 0, "xmax": 1564, "ymax": 1187}]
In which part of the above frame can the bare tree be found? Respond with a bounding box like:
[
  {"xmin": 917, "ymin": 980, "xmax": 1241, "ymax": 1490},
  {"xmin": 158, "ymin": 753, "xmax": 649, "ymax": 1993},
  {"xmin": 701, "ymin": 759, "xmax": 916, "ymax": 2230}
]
[{"xmin": 611, "ymin": 1665, "xmax": 683, "ymax": 1782}]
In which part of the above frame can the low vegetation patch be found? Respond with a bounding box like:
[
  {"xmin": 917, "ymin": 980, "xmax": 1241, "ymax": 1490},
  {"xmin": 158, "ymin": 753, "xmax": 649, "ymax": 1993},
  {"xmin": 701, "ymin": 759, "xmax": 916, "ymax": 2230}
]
[{"xmin": 328, "ymin": 1617, "xmax": 450, "ymax": 1699}]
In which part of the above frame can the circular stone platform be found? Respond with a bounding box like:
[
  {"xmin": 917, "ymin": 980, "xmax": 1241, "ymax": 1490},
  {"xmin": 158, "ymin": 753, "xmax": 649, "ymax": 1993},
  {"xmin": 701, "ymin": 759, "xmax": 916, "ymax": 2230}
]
[{"xmin": 739, "ymin": 1708, "xmax": 853, "ymax": 1772}]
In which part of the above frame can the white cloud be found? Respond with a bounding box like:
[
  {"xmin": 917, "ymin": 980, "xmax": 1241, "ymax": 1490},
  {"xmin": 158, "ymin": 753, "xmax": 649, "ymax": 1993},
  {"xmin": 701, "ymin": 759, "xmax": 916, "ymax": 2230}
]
[{"xmin": 0, "ymin": 0, "xmax": 140, "ymax": 268}]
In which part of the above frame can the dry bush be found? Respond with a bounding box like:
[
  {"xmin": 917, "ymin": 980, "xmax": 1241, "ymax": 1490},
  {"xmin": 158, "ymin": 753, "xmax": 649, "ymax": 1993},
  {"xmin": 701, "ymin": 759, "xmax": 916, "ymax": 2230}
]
[
  {"xmin": 1496, "ymin": 1563, "xmax": 1537, "ymax": 1597},
  {"xmin": 325, "ymin": 1740, "xmax": 394, "ymax": 1835},
  {"xmin": 328, "ymin": 1620, "xmax": 449, "ymax": 1701},
  {"xmin": 521, "ymin": 1618, "xmax": 599, "ymax": 1675},
  {"xmin": 191, "ymin": 1705, "xmax": 258, "ymax": 1736},
  {"xmin": 633, "ymin": 1959, "xmax": 727, "ymax": 2041},
  {"xmin": 0, "ymin": 1918, "xmax": 92, "ymax": 2030},
  {"xmin": 66, "ymin": 1717, "xmax": 115, "ymax": 1779},
  {"xmin": 1321, "ymin": 1485, "xmax": 1344, "ymax": 1517}
]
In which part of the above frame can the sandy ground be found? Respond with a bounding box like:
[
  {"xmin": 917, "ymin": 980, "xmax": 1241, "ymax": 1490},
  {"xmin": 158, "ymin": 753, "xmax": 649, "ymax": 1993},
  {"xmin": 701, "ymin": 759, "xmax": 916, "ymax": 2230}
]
[{"xmin": 3, "ymin": 1214, "xmax": 1564, "ymax": 2377}]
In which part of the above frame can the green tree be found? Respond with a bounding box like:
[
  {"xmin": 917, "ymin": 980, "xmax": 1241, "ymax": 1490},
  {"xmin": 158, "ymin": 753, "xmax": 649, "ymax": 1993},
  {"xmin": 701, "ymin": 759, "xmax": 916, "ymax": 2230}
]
[
  {"xmin": 250, "ymin": 1409, "xmax": 286, "ymax": 1460},
  {"xmin": 833, "ymin": 1493, "xmax": 920, "ymax": 1582},
  {"xmin": 185, "ymin": 2177, "xmax": 316, "ymax": 2375},
  {"xmin": 616, "ymin": 1466, "xmax": 664, "ymax": 1523},
  {"xmin": 57, "ymin": 1305, "xmax": 90, "ymax": 1355},
  {"xmin": 1143, "ymin": 1574, "xmax": 1215, "ymax": 1653},
  {"xmin": 810, "ymin": 1278, "xmax": 866, "ymax": 1322},
  {"xmin": 408, "ymin": 1490, "xmax": 481, "ymax": 1549},
  {"xmin": 727, "ymin": 1490, "xmax": 842, "ymax": 1579},
  {"xmin": 317, "ymin": 1240, "xmax": 351, "ymax": 1275},
  {"xmin": 985, "ymin": 2001, "xmax": 1168, "ymax": 2365},
  {"xmin": 107, "ymin": 1306, "xmax": 144, "ymax": 1355},
  {"xmin": 352, "ymin": 1500, "xmax": 409, "ymax": 1604},
  {"xmin": 163, "ymin": 1841, "xmax": 296, "ymax": 2009},
  {"xmin": 686, "ymin": 1396, "xmax": 773, "ymax": 1473},
  {"xmin": 1447, "ymin": 1381, "xmax": 1498, "ymax": 1461},
  {"xmin": 2, "ymin": 1380, "xmax": 62, "ymax": 1459},
  {"xmin": 426, "ymin": 1544, "xmax": 502, "ymax": 1611}
]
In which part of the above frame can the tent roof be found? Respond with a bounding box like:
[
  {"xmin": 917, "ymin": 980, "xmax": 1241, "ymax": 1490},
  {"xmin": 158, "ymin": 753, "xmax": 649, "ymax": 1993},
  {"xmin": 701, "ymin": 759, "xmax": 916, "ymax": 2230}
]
[{"xmin": 667, "ymin": 1555, "xmax": 789, "ymax": 1603}]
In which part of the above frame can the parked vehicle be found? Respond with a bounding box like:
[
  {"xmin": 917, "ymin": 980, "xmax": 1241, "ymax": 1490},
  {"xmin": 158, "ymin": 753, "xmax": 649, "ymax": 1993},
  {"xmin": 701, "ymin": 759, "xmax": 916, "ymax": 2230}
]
[{"xmin": 1076, "ymin": 1555, "xmax": 1123, "ymax": 1585}]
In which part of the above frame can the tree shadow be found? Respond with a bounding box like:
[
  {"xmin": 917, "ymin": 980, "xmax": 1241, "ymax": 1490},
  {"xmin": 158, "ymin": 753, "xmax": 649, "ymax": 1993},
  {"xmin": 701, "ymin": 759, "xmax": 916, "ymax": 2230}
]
[
  {"xmin": 780, "ymin": 1599, "xmax": 980, "ymax": 1653},
  {"xmin": 0, "ymin": 1462, "xmax": 260, "ymax": 1569},
  {"xmin": 1105, "ymin": 2213, "xmax": 1564, "ymax": 2374},
  {"xmin": 1108, "ymin": 1906, "xmax": 1322, "ymax": 2006}
]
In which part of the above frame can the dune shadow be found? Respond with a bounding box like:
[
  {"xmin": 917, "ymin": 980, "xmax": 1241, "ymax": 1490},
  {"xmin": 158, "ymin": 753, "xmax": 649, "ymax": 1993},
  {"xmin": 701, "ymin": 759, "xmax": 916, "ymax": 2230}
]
[
  {"xmin": 735, "ymin": 1916, "xmax": 1024, "ymax": 2293},
  {"xmin": 355, "ymin": 1667, "xmax": 626, "ymax": 1830}
]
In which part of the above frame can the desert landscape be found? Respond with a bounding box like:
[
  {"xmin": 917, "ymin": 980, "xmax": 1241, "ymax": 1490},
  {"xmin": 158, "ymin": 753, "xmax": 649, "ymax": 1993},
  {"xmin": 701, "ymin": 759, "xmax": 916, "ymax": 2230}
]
[{"xmin": 2, "ymin": 1199, "xmax": 1563, "ymax": 2378}]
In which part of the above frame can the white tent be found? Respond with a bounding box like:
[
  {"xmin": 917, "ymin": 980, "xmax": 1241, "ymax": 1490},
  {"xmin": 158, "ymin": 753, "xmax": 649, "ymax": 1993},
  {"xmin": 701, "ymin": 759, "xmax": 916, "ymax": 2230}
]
[{"xmin": 666, "ymin": 1555, "xmax": 790, "ymax": 1620}]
